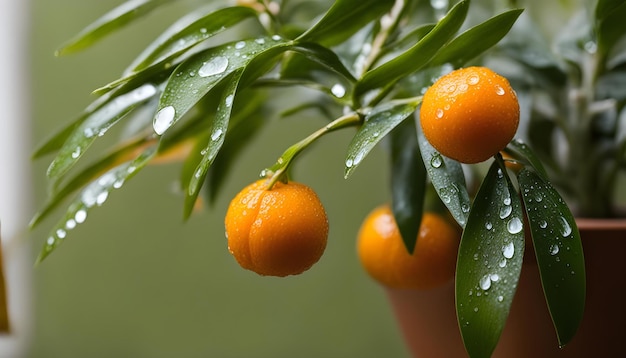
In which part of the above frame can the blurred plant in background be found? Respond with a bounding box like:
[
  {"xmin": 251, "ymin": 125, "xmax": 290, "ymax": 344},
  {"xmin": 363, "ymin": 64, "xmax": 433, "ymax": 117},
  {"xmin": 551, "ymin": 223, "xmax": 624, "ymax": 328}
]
[{"xmin": 30, "ymin": 0, "xmax": 626, "ymax": 356}]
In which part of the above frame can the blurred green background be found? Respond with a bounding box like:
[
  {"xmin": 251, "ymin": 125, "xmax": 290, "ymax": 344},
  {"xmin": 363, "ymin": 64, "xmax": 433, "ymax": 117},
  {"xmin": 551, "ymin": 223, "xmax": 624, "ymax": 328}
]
[{"xmin": 28, "ymin": 1, "xmax": 409, "ymax": 357}]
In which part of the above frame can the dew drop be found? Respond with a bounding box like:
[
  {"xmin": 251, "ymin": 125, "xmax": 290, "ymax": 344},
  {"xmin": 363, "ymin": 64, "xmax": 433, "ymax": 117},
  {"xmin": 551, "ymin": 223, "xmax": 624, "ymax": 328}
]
[
  {"xmin": 211, "ymin": 128, "xmax": 223, "ymax": 141},
  {"xmin": 199, "ymin": 28, "xmax": 207, "ymax": 34},
  {"xmin": 497, "ymin": 295, "xmax": 504, "ymax": 302},
  {"xmin": 345, "ymin": 158, "xmax": 354, "ymax": 168},
  {"xmin": 550, "ymin": 244, "xmax": 560, "ymax": 256},
  {"xmin": 255, "ymin": 38, "xmax": 265, "ymax": 45},
  {"xmin": 480, "ymin": 274, "xmax": 492, "ymax": 290},
  {"xmin": 71, "ymin": 148, "xmax": 81, "ymax": 159},
  {"xmin": 539, "ymin": 220, "xmax": 548, "ymax": 229},
  {"xmin": 96, "ymin": 191, "xmax": 109, "ymax": 206},
  {"xmin": 498, "ymin": 258, "xmax": 507, "ymax": 268},
  {"xmin": 468, "ymin": 74, "xmax": 479, "ymax": 85},
  {"xmin": 430, "ymin": 154, "xmax": 443, "ymax": 168},
  {"xmin": 507, "ymin": 217, "xmax": 523, "ymax": 234},
  {"xmin": 485, "ymin": 221, "xmax": 493, "ymax": 230},
  {"xmin": 331, "ymin": 84, "xmax": 346, "ymax": 98},
  {"xmin": 502, "ymin": 241, "xmax": 515, "ymax": 259},
  {"xmin": 495, "ymin": 85, "xmax": 505, "ymax": 96},
  {"xmin": 559, "ymin": 216, "xmax": 572, "ymax": 237},
  {"xmin": 198, "ymin": 56, "xmax": 229, "ymax": 77},
  {"xmin": 235, "ymin": 41, "xmax": 246, "ymax": 49},
  {"xmin": 461, "ymin": 203, "xmax": 470, "ymax": 213},
  {"xmin": 435, "ymin": 108, "xmax": 444, "ymax": 118},
  {"xmin": 75, "ymin": 209, "xmax": 87, "ymax": 223},
  {"xmin": 46, "ymin": 237, "xmax": 55, "ymax": 246},
  {"xmin": 272, "ymin": 35, "xmax": 282, "ymax": 41},
  {"xmin": 499, "ymin": 205, "xmax": 512, "ymax": 219},
  {"xmin": 65, "ymin": 219, "xmax": 77, "ymax": 230},
  {"xmin": 56, "ymin": 229, "xmax": 67, "ymax": 239},
  {"xmin": 473, "ymin": 307, "xmax": 479, "ymax": 312},
  {"xmin": 153, "ymin": 106, "xmax": 176, "ymax": 135}
]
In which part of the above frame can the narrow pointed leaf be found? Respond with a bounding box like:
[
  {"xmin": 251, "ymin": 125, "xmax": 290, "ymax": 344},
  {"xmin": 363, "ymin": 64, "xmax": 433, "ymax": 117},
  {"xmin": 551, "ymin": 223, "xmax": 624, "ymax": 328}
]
[
  {"xmin": 56, "ymin": 0, "xmax": 174, "ymax": 56},
  {"xmin": 595, "ymin": 0, "xmax": 626, "ymax": 58},
  {"xmin": 38, "ymin": 146, "xmax": 157, "ymax": 262},
  {"xmin": 296, "ymin": 0, "xmax": 395, "ymax": 46},
  {"xmin": 291, "ymin": 42, "xmax": 356, "ymax": 82},
  {"xmin": 518, "ymin": 168, "xmax": 585, "ymax": 347},
  {"xmin": 429, "ymin": 9, "xmax": 523, "ymax": 68},
  {"xmin": 183, "ymin": 69, "xmax": 243, "ymax": 219},
  {"xmin": 47, "ymin": 84, "xmax": 159, "ymax": 180},
  {"xmin": 457, "ymin": 162, "xmax": 525, "ymax": 358},
  {"xmin": 390, "ymin": 117, "xmax": 426, "ymax": 253},
  {"xmin": 128, "ymin": 6, "xmax": 259, "ymax": 73},
  {"xmin": 344, "ymin": 99, "xmax": 420, "ymax": 178},
  {"xmin": 31, "ymin": 137, "xmax": 154, "ymax": 228},
  {"xmin": 418, "ymin": 131, "xmax": 470, "ymax": 227},
  {"xmin": 205, "ymin": 90, "xmax": 267, "ymax": 204},
  {"xmin": 506, "ymin": 138, "xmax": 548, "ymax": 180},
  {"xmin": 355, "ymin": 0, "xmax": 469, "ymax": 98},
  {"xmin": 152, "ymin": 37, "xmax": 292, "ymax": 136}
]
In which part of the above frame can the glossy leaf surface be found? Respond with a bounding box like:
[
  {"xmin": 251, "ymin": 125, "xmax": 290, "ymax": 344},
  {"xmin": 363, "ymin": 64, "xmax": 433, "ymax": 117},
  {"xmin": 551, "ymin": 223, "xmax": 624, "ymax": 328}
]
[
  {"xmin": 390, "ymin": 117, "xmax": 425, "ymax": 253},
  {"xmin": 344, "ymin": 99, "xmax": 420, "ymax": 178},
  {"xmin": 297, "ymin": 0, "xmax": 394, "ymax": 46},
  {"xmin": 153, "ymin": 37, "xmax": 291, "ymax": 136},
  {"xmin": 457, "ymin": 162, "xmax": 525, "ymax": 358},
  {"xmin": 38, "ymin": 146, "xmax": 157, "ymax": 262},
  {"xmin": 518, "ymin": 168, "xmax": 585, "ymax": 347},
  {"xmin": 355, "ymin": 0, "xmax": 469, "ymax": 99},
  {"xmin": 418, "ymin": 131, "xmax": 470, "ymax": 228},
  {"xmin": 56, "ymin": 0, "xmax": 174, "ymax": 55}
]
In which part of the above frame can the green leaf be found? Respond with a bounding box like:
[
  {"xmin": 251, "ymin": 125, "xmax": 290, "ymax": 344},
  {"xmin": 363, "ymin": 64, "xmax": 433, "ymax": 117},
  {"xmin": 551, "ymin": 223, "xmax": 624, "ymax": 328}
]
[
  {"xmin": 153, "ymin": 37, "xmax": 292, "ymax": 136},
  {"xmin": 37, "ymin": 145, "xmax": 157, "ymax": 262},
  {"xmin": 56, "ymin": 0, "xmax": 174, "ymax": 56},
  {"xmin": 183, "ymin": 69, "xmax": 243, "ymax": 219},
  {"xmin": 127, "ymin": 6, "xmax": 259, "ymax": 73},
  {"xmin": 47, "ymin": 83, "xmax": 159, "ymax": 180},
  {"xmin": 418, "ymin": 131, "xmax": 470, "ymax": 228},
  {"xmin": 31, "ymin": 137, "xmax": 153, "ymax": 228},
  {"xmin": 344, "ymin": 99, "xmax": 420, "ymax": 178},
  {"xmin": 429, "ymin": 9, "xmax": 523, "ymax": 68},
  {"xmin": 595, "ymin": 0, "xmax": 626, "ymax": 59},
  {"xmin": 505, "ymin": 139, "xmax": 549, "ymax": 180},
  {"xmin": 456, "ymin": 162, "xmax": 525, "ymax": 358},
  {"xmin": 518, "ymin": 168, "xmax": 585, "ymax": 347},
  {"xmin": 355, "ymin": 0, "xmax": 469, "ymax": 100},
  {"xmin": 386, "ymin": 24, "xmax": 436, "ymax": 52},
  {"xmin": 204, "ymin": 91, "xmax": 267, "ymax": 205},
  {"xmin": 390, "ymin": 117, "xmax": 426, "ymax": 253},
  {"xmin": 291, "ymin": 42, "xmax": 357, "ymax": 82},
  {"xmin": 296, "ymin": 0, "xmax": 395, "ymax": 46}
]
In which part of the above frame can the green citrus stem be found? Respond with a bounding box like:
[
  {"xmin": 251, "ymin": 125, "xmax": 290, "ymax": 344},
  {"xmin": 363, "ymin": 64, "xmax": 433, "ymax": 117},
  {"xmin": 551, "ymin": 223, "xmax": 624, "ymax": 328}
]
[{"xmin": 265, "ymin": 112, "xmax": 362, "ymax": 189}]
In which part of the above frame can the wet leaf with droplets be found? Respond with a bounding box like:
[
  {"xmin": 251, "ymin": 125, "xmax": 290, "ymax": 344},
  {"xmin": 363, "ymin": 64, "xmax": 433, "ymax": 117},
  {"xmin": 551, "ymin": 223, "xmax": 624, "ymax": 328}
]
[
  {"xmin": 505, "ymin": 138, "xmax": 549, "ymax": 180},
  {"xmin": 418, "ymin": 131, "xmax": 470, "ymax": 227},
  {"xmin": 183, "ymin": 69, "xmax": 243, "ymax": 219},
  {"xmin": 38, "ymin": 146, "xmax": 157, "ymax": 262},
  {"xmin": 344, "ymin": 99, "xmax": 420, "ymax": 178},
  {"xmin": 153, "ymin": 37, "xmax": 292, "ymax": 136},
  {"xmin": 47, "ymin": 84, "xmax": 159, "ymax": 180},
  {"xmin": 518, "ymin": 168, "xmax": 585, "ymax": 347},
  {"xmin": 456, "ymin": 161, "xmax": 525, "ymax": 358},
  {"xmin": 128, "ymin": 6, "xmax": 258, "ymax": 73}
]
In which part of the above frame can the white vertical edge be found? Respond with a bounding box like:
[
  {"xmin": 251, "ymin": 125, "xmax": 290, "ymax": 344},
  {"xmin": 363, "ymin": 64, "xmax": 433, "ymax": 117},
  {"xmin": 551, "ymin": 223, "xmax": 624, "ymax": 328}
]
[{"xmin": 0, "ymin": 0, "xmax": 34, "ymax": 355}]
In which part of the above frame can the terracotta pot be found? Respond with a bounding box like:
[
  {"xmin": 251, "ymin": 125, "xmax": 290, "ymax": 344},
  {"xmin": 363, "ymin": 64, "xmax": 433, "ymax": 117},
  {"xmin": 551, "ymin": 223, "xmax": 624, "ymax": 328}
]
[{"xmin": 386, "ymin": 218, "xmax": 626, "ymax": 358}]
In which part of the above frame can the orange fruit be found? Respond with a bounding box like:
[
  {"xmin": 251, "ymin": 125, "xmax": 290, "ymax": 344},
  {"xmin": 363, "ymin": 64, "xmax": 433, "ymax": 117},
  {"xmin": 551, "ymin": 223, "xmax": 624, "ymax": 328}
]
[
  {"xmin": 225, "ymin": 179, "xmax": 329, "ymax": 277},
  {"xmin": 357, "ymin": 206, "xmax": 460, "ymax": 289},
  {"xmin": 420, "ymin": 66, "xmax": 520, "ymax": 164}
]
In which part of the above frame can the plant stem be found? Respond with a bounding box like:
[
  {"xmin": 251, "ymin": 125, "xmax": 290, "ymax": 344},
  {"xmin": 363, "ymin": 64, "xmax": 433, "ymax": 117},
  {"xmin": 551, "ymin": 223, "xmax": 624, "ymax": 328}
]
[{"xmin": 265, "ymin": 112, "xmax": 362, "ymax": 189}]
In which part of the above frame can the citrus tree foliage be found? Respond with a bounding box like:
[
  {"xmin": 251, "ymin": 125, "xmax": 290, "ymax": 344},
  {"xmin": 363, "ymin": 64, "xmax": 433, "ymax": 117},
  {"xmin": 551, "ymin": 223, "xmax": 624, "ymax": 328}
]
[{"xmin": 32, "ymin": 0, "xmax": 626, "ymax": 356}]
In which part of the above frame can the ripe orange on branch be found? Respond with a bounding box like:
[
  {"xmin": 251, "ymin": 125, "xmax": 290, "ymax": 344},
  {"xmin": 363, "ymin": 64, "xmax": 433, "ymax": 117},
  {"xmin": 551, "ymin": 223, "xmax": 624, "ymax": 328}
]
[
  {"xmin": 357, "ymin": 206, "xmax": 460, "ymax": 289},
  {"xmin": 420, "ymin": 66, "xmax": 520, "ymax": 164},
  {"xmin": 225, "ymin": 179, "xmax": 328, "ymax": 277}
]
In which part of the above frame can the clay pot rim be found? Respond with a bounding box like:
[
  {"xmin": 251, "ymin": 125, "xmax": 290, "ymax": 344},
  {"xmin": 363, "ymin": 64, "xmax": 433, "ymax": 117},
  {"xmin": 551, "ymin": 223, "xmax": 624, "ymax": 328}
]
[{"xmin": 575, "ymin": 217, "xmax": 626, "ymax": 231}]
